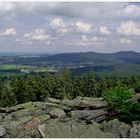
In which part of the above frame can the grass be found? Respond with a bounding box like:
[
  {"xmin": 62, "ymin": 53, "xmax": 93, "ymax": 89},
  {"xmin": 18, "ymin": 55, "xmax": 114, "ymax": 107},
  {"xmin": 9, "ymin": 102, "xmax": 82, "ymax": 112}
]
[{"xmin": 0, "ymin": 64, "xmax": 57, "ymax": 74}]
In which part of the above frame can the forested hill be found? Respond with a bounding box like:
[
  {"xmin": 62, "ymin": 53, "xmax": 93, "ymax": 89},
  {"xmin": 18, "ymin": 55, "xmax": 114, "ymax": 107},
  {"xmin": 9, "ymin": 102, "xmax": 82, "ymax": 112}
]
[
  {"xmin": 1, "ymin": 51, "xmax": 140, "ymax": 65},
  {"xmin": 1, "ymin": 51, "xmax": 140, "ymax": 76},
  {"xmin": 45, "ymin": 51, "xmax": 140, "ymax": 64}
]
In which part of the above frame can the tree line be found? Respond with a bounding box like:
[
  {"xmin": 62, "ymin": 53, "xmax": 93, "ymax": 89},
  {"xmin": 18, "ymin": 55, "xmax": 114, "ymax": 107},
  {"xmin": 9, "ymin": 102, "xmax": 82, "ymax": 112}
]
[{"xmin": 0, "ymin": 68, "xmax": 140, "ymax": 108}]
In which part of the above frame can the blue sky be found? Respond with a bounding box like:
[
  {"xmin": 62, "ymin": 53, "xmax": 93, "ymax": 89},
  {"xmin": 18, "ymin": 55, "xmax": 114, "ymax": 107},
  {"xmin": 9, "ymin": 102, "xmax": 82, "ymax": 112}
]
[{"xmin": 0, "ymin": 2, "xmax": 140, "ymax": 53}]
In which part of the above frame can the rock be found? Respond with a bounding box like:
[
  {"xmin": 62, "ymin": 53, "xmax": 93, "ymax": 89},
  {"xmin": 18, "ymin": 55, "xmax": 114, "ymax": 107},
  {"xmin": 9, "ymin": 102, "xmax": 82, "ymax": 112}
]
[
  {"xmin": 71, "ymin": 96, "xmax": 108, "ymax": 109},
  {"xmin": 62, "ymin": 99, "xmax": 72, "ymax": 107},
  {"xmin": 10, "ymin": 102, "xmax": 34, "ymax": 112},
  {"xmin": 0, "ymin": 107, "xmax": 11, "ymax": 113},
  {"xmin": 11, "ymin": 108, "xmax": 32, "ymax": 120},
  {"xmin": 94, "ymin": 115, "xmax": 109, "ymax": 123},
  {"xmin": 129, "ymin": 121, "xmax": 140, "ymax": 138},
  {"xmin": 36, "ymin": 119, "xmax": 115, "ymax": 138},
  {"xmin": 0, "ymin": 125, "xmax": 6, "ymax": 137},
  {"xmin": 37, "ymin": 124, "xmax": 46, "ymax": 138},
  {"xmin": 23, "ymin": 117, "xmax": 40, "ymax": 129},
  {"xmin": 3, "ymin": 114, "xmax": 14, "ymax": 122},
  {"xmin": 2, "ymin": 116, "xmax": 32, "ymax": 130},
  {"xmin": 101, "ymin": 119, "xmax": 131, "ymax": 138},
  {"xmin": 71, "ymin": 109, "xmax": 109, "ymax": 121},
  {"xmin": 1, "ymin": 97, "xmax": 140, "ymax": 138},
  {"xmin": 1, "ymin": 116, "xmax": 40, "ymax": 138},
  {"xmin": 0, "ymin": 113, "xmax": 5, "ymax": 122},
  {"xmin": 32, "ymin": 102, "xmax": 46, "ymax": 108},
  {"xmin": 50, "ymin": 108, "xmax": 66, "ymax": 118},
  {"xmin": 58, "ymin": 104, "xmax": 71, "ymax": 112},
  {"xmin": 17, "ymin": 127, "xmax": 41, "ymax": 138},
  {"xmin": 37, "ymin": 115, "xmax": 50, "ymax": 123},
  {"xmin": 10, "ymin": 107, "xmax": 45, "ymax": 120},
  {"xmin": 46, "ymin": 98, "xmax": 61, "ymax": 104}
]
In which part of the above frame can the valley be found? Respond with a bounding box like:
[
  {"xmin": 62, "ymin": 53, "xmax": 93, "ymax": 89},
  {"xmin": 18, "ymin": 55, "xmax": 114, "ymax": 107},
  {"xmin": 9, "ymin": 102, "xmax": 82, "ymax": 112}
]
[{"xmin": 0, "ymin": 51, "xmax": 140, "ymax": 76}]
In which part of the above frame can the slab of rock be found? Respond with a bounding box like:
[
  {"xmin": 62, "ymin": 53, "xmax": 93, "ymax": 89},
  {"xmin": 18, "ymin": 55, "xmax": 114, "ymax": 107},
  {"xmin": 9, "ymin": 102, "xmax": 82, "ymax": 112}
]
[
  {"xmin": 129, "ymin": 121, "xmax": 140, "ymax": 138},
  {"xmin": 37, "ymin": 115, "xmax": 50, "ymax": 123},
  {"xmin": 101, "ymin": 119, "xmax": 131, "ymax": 138},
  {"xmin": 71, "ymin": 97, "xmax": 108, "ymax": 109},
  {"xmin": 0, "ymin": 125, "xmax": 6, "ymax": 137},
  {"xmin": 46, "ymin": 98, "xmax": 61, "ymax": 104},
  {"xmin": 9, "ymin": 102, "xmax": 33, "ymax": 112},
  {"xmin": 71, "ymin": 109, "xmax": 108, "ymax": 121},
  {"xmin": 50, "ymin": 108, "xmax": 66, "ymax": 118},
  {"xmin": 37, "ymin": 119, "xmax": 115, "ymax": 138}
]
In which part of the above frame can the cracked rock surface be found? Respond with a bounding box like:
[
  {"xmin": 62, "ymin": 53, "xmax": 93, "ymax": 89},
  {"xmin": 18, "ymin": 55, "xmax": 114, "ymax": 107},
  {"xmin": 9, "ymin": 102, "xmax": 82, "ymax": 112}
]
[{"xmin": 0, "ymin": 96, "xmax": 140, "ymax": 138}]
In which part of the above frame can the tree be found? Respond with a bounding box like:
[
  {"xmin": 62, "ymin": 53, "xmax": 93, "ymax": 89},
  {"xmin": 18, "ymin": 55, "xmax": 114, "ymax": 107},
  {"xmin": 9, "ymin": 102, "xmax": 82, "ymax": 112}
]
[
  {"xmin": 0, "ymin": 82, "xmax": 17, "ymax": 107},
  {"xmin": 56, "ymin": 68, "xmax": 73, "ymax": 99},
  {"xmin": 73, "ymin": 76, "xmax": 84, "ymax": 98},
  {"xmin": 135, "ymin": 80, "xmax": 140, "ymax": 93},
  {"xmin": 83, "ymin": 70, "xmax": 98, "ymax": 97}
]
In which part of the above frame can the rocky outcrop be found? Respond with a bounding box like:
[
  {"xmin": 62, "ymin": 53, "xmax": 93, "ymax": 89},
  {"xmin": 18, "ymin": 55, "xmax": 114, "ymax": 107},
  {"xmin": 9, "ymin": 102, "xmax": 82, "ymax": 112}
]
[
  {"xmin": 101, "ymin": 119, "xmax": 131, "ymax": 138},
  {"xmin": 37, "ymin": 119, "xmax": 115, "ymax": 138},
  {"xmin": 0, "ymin": 96, "xmax": 140, "ymax": 138},
  {"xmin": 129, "ymin": 121, "xmax": 140, "ymax": 138}
]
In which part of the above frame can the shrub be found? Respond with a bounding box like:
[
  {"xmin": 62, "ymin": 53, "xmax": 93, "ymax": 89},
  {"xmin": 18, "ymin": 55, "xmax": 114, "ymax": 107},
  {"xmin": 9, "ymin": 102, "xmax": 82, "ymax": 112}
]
[{"xmin": 103, "ymin": 84, "xmax": 132, "ymax": 112}]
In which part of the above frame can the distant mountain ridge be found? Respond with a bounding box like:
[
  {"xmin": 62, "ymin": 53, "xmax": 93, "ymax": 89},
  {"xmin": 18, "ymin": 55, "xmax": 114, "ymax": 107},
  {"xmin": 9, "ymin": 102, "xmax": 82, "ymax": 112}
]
[{"xmin": 45, "ymin": 51, "xmax": 140, "ymax": 65}]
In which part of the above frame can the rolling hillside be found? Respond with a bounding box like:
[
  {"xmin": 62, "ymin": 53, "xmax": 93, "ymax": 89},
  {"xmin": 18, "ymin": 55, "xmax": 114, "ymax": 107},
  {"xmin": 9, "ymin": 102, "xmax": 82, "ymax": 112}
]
[{"xmin": 0, "ymin": 51, "xmax": 140, "ymax": 76}]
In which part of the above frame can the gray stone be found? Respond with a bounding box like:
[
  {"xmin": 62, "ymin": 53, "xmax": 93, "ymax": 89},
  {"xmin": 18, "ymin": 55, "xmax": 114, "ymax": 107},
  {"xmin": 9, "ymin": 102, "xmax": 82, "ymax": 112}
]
[
  {"xmin": 46, "ymin": 97, "xmax": 61, "ymax": 104},
  {"xmin": 71, "ymin": 96, "xmax": 108, "ymax": 109},
  {"xmin": 50, "ymin": 108, "xmax": 66, "ymax": 118},
  {"xmin": 129, "ymin": 122, "xmax": 140, "ymax": 138},
  {"xmin": 71, "ymin": 109, "xmax": 108, "ymax": 121},
  {"xmin": 0, "ymin": 125, "xmax": 6, "ymax": 137},
  {"xmin": 101, "ymin": 119, "xmax": 131, "ymax": 138},
  {"xmin": 36, "ymin": 119, "xmax": 115, "ymax": 138}
]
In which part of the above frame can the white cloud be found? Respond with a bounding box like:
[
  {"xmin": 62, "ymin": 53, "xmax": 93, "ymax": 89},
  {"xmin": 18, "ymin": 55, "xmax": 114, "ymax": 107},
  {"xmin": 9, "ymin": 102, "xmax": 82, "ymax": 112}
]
[
  {"xmin": 50, "ymin": 18, "xmax": 65, "ymax": 28},
  {"xmin": 116, "ymin": 5, "xmax": 140, "ymax": 17},
  {"xmin": 81, "ymin": 35, "xmax": 88, "ymax": 42},
  {"xmin": 0, "ymin": 3, "xmax": 15, "ymax": 12},
  {"xmin": 91, "ymin": 36, "xmax": 99, "ymax": 42},
  {"xmin": 31, "ymin": 34, "xmax": 49, "ymax": 41},
  {"xmin": 24, "ymin": 33, "xmax": 30, "ymax": 38},
  {"xmin": 65, "ymin": 35, "xmax": 104, "ymax": 47},
  {"xmin": 46, "ymin": 41, "xmax": 51, "ymax": 45},
  {"xmin": 75, "ymin": 21, "xmax": 92, "ymax": 33},
  {"xmin": 99, "ymin": 26, "xmax": 111, "ymax": 35},
  {"xmin": 0, "ymin": 28, "xmax": 16, "ymax": 36},
  {"xmin": 49, "ymin": 18, "xmax": 68, "ymax": 34},
  {"xmin": 117, "ymin": 21, "xmax": 140, "ymax": 36},
  {"xmin": 24, "ymin": 28, "xmax": 49, "ymax": 41},
  {"xmin": 120, "ymin": 38, "xmax": 132, "ymax": 44}
]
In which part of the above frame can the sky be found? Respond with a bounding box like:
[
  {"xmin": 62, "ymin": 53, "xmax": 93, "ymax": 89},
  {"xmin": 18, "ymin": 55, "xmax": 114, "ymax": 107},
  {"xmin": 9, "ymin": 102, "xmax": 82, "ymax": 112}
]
[{"xmin": 0, "ymin": 2, "xmax": 140, "ymax": 53}]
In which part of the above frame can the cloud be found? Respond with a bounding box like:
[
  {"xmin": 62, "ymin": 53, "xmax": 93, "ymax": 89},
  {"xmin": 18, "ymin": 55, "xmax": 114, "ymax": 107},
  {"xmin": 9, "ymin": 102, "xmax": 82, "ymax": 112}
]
[
  {"xmin": 117, "ymin": 21, "xmax": 140, "ymax": 36},
  {"xmin": 49, "ymin": 18, "xmax": 68, "ymax": 34},
  {"xmin": 31, "ymin": 34, "xmax": 49, "ymax": 41},
  {"xmin": 99, "ymin": 26, "xmax": 111, "ymax": 35},
  {"xmin": 50, "ymin": 18, "xmax": 65, "ymax": 28},
  {"xmin": 0, "ymin": 3, "xmax": 15, "ymax": 12},
  {"xmin": 120, "ymin": 38, "xmax": 132, "ymax": 44},
  {"xmin": 0, "ymin": 3, "xmax": 139, "ymax": 53},
  {"xmin": 75, "ymin": 21, "xmax": 92, "ymax": 33},
  {"xmin": 116, "ymin": 4, "xmax": 140, "ymax": 17},
  {"xmin": 65, "ymin": 35, "xmax": 104, "ymax": 47},
  {"xmin": 24, "ymin": 28, "xmax": 49, "ymax": 41},
  {"xmin": 0, "ymin": 28, "xmax": 16, "ymax": 36},
  {"xmin": 81, "ymin": 35, "xmax": 88, "ymax": 42},
  {"xmin": 91, "ymin": 36, "xmax": 99, "ymax": 42}
]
